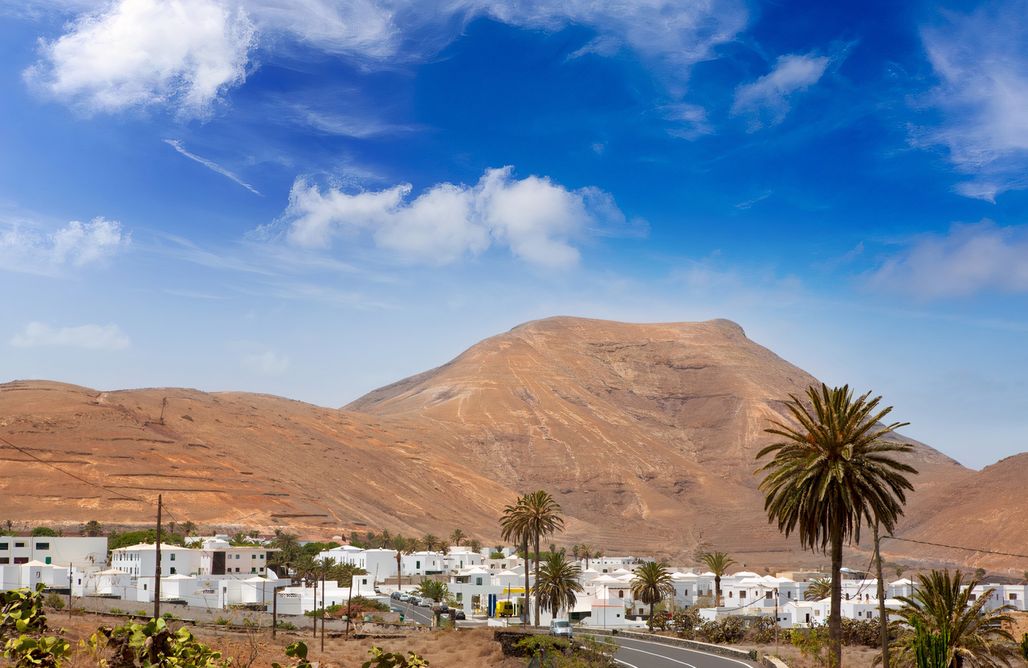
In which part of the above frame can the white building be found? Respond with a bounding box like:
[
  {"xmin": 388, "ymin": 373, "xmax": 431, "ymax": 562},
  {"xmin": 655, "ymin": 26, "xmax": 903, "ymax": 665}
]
[{"xmin": 0, "ymin": 537, "xmax": 107, "ymax": 571}]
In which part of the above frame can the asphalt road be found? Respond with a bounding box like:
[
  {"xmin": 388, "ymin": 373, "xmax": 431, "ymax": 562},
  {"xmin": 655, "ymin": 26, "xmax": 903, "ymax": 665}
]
[
  {"xmin": 578, "ymin": 632, "xmax": 760, "ymax": 668},
  {"xmin": 388, "ymin": 598, "xmax": 436, "ymax": 626}
]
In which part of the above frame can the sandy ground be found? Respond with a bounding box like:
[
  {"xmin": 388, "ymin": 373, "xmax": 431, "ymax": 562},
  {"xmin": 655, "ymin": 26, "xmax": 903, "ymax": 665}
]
[{"xmin": 51, "ymin": 611, "xmax": 523, "ymax": 668}]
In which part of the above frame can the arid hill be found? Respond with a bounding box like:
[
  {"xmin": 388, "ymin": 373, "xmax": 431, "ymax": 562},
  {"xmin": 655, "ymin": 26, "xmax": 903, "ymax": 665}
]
[{"xmin": 1, "ymin": 317, "xmax": 1021, "ymax": 570}]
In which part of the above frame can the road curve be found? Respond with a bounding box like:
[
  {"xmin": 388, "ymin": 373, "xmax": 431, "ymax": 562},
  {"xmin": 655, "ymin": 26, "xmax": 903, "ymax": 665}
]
[
  {"xmin": 388, "ymin": 599, "xmax": 435, "ymax": 626},
  {"xmin": 578, "ymin": 631, "xmax": 759, "ymax": 668}
]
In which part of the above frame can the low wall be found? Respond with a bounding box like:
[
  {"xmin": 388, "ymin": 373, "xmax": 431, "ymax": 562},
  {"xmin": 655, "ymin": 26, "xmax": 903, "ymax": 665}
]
[{"xmin": 761, "ymin": 655, "xmax": 790, "ymax": 668}]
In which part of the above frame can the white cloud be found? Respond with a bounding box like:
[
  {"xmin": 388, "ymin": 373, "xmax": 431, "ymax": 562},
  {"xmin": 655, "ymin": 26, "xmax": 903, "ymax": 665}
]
[
  {"xmin": 26, "ymin": 0, "xmax": 255, "ymax": 115},
  {"xmin": 25, "ymin": 0, "xmax": 746, "ymax": 114},
  {"xmin": 866, "ymin": 221, "xmax": 1028, "ymax": 298},
  {"xmin": 164, "ymin": 139, "xmax": 261, "ymax": 195},
  {"xmin": 731, "ymin": 53, "xmax": 830, "ymax": 129},
  {"xmin": 277, "ymin": 166, "xmax": 629, "ymax": 268},
  {"xmin": 0, "ymin": 217, "xmax": 130, "ymax": 275},
  {"xmin": 240, "ymin": 349, "xmax": 290, "ymax": 376},
  {"xmin": 10, "ymin": 322, "xmax": 131, "ymax": 350},
  {"xmin": 919, "ymin": 1, "xmax": 1028, "ymax": 200}
]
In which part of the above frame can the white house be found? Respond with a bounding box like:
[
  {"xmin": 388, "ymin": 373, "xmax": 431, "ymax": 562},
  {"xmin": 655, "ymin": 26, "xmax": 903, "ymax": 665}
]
[
  {"xmin": 401, "ymin": 551, "xmax": 445, "ymax": 576},
  {"xmin": 111, "ymin": 543, "xmax": 203, "ymax": 578},
  {"xmin": 0, "ymin": 537, "xmax": 107, "ymax": 571}
]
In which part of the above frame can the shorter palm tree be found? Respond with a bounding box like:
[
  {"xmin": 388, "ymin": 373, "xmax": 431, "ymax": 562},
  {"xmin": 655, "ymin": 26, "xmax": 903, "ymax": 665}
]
[
  {"xmin": 631, "ymin": 561, "xmax": 675, "ymax": 631},
  {"xmin": 805, "ymin": 577, "xmax": 833, "ymax": 601},
  {"xmin": 883, "ymin": 570, "xmax": 1016, "ymax": 668},
  {"xmin": 422, "ymin": 534, "xmax": 440, "ymax": 552},
  {"xmin": 391, "ymin": 536, "xmax": 414, "ymax": 586},
  {"xmin": 699, "ymin": 551, "xmax": 736, "ymax": 607},
  {"xmin": 449, "ymin": 528, "xmax": 467, "ymax": 547},
  {"xmin": 537, "ymin": 552, "xmax": 584, "ymax": 619}
]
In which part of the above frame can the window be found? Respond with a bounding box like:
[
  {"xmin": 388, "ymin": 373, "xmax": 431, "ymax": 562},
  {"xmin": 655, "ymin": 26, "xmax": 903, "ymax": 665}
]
[
  {"xmin": 15, "ymin": 542, "xmax": 25, "ymax": 548},
  {"xmin": 618, "ymin": 591, "xmax": 624, "ymax": 599},
  {"xmin": 35, "ymin": 542, "xmax": 50, "ymax": 550},
  {"xmin": 969, "ymin": 594, "xmax": 977, "ymax": 600},
  {"xmin": 170, "ymin": 567, "xmax": 177, "ymax": 575},
  {"xmin": 251, "ymin": 568, "xmax": 256, "ymax": 574},
  {"xmin": 729, "ymin": 591, "xmax": 733, "ymax": 598},
  {"xmin": 14, "ymin": 557, "xmax": 28, "ymax": 564},
  {"xmin": 235, "ymin": 554, "xmax": 240, "ymax": 559},
  {"xmin": 0, "ymin": 558, "xmax": 8, "ymax": 564},
  {"xmin": 252, "ymin": 554, "xmax": 256, "ymax": 559},
  {"xmin": 0, "ymin": 543, "xmax": 8, "ymax": 550},
  {"xmin": 765, "ymin": 591, "xmax": 773, "ymax": 599},
  {"xmin": 170, "ymin": 554, "xmax": 176, "ymax": 561},
  {"xmin": 1010, "ymin": 593, "xmax": 1018, "ymax": 601},
  {"xmin": 788, "ymin": 591, "xmax": 793, "ymax": 599},
  {"xmin": 740, "ymin": 591, "xmax": 747, "ymax": 599}
]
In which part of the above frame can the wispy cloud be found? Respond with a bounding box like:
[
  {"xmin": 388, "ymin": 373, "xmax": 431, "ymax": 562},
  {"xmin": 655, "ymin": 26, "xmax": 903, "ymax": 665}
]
[
  {"xmin": 164, "ymin": 139, "xmax": 261, "ymax": 195},
  {"xmin": 917, "ymin": 1, "xmax": 1028, "ymax": 201},
  {"xmin": 866, "ymin": 221, "xmax": 1028, "ymax": 298},
  {"xmin": 285, "ymin": 103, "xmax": 415, "ymax": 139},
  {"xmin": 732, "ymin": 52, "xmax": 832, "ymax": 130},
  {"xmin": 0, "ymin": 216, "xmax": 130, "ymax": 275},
  {"xmin": 10, "ymin": 322, "xmax": 130, "ymax": 350}
]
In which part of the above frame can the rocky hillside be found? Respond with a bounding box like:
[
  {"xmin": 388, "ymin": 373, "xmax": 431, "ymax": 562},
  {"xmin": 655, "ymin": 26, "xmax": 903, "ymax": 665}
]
[{"xmin": 1, "ymin": 316, "xmax": 1020, "ymax": 570}]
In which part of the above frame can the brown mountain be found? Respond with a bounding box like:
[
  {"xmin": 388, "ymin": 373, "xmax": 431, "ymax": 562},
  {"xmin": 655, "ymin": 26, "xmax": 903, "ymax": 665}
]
[{"xmin": 0, "ymin": 316, "xmax": 1019, "ymax": 569}]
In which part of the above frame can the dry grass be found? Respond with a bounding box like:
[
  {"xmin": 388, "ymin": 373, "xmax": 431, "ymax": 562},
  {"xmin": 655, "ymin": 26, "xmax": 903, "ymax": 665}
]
[{"xmin": 53, "ymin": 612, "xmax": 523, "ymax": 668}]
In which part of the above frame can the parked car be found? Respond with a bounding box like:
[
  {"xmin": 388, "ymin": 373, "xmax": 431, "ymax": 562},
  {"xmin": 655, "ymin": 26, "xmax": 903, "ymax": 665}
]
[
  {"xmin": 549, "ymin": 619, "xmax": 573, "ymax": 639},
  {"xmin": 431, "ymin": 603, "xmax": 449, "ymax": 614},
  {"xmin": 418, "ymin": 597, "xmax": 436, "ymax": 607},
  {"xmin": 390, "ymin": 591, "xmax": 402, "ymax": 600},
  {"xmin": 450, "ymin": 610, "xmax": 466, "ymax": 620}
]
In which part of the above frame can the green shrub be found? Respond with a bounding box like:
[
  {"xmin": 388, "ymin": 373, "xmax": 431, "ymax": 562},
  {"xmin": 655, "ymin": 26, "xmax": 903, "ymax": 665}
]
[
  {"xmin": 42, "ymin": 593, "xmax": 64, "ymax": 611},
  {"xmin": 3, "ymin": 634, "xmax": 70, "ymax": 667},
  {"xmin": 275, "ymin": 620, "xmax": 297, "ymax": 631},
  {"xmin": 214, "ymin": 617, "xmax": 230, "ymax": 626},
  {"xmin": 30, "ymin": 527, "xmax": 59, "ymax": 537},
  {"xmin": 87, "ymin": 617, "xmax": 228, "ymax": 667},
  {"xmin": 697, "ymin": 617, "xmax": 745, "ymax": 644},
  {"xmin": 271, "ymin": 641, "xmax": 312, "ymax": 668},
  {"xmin": 1, "ymin": 585, "xmax": 49, "ymax": 639},
  {"xmin": 362, "ymin": 645, "xmax": 429, "ymax": 667}
]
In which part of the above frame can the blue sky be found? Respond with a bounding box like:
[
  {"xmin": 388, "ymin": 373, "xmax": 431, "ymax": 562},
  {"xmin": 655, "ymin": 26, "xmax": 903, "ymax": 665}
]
[{"xmin": 1, "ymin": 0, "xmax": 1026, "ymax": 468}]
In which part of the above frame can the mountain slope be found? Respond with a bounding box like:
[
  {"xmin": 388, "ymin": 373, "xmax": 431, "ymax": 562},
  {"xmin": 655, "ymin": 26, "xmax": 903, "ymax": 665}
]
[{"xmin": 2, "ymin": 316, "xmax": 1017, "ymax": 569}]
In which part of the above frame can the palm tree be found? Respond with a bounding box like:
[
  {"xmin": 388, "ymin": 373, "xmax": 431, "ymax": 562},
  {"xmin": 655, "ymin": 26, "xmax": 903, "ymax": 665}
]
[
  {"xmin": 81, "ymin": 520, "xmax": 103, "ymax": 537},
  {"xmin": 578, "ymin": 544, "xmax": 591, "ymax": 569},
  {"xmin": 449, "ymin": 528, "xmax": 466, "ymax": 547},
  {"xmin": 469, "ymin": 538, "xmax": 482, "ymax": 553},
  {"xmin": 571, "ymin": 544, "xmax": 581, "ymax": 561},
  {"xmin": 699, "ymin": 551, "xmax": 736, "ymax": 607},
  {"xmin": 391, "ymin": 536, "xmax": 414, "ymax": 587},
  {"xmin": 631, "ymin": 561, "xmax": 675, "ymax": 631},
  {"xmin": 883, "ymin": 570, "xmax": 1016, "ymax": 668},
  {"xmin": 805, "ymin": 577, "xmax": 833, "ymax": 601},
  {"xmin": 757, "ymin": 383, "xmax": 918, "ymax": 668},
  {"xmin": 536, "ymin": 552, "xmax": 583, "ymax": 620},
  {"xmin": 500, "ymin": 491, "xmax": 566, "ymax": 626},
  {"xmin": 422, "ymin": 534, "xmax": 440, "ymax": 553}
]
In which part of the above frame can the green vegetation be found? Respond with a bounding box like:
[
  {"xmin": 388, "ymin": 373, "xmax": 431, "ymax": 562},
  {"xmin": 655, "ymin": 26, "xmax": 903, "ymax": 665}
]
[
  {"xmin": 697, "ymin": 551, "xmax": 736, "ymax": 607},
  {"xmin": 757, "ymin": 383, "xmax": 917, "ymax": 668},
  {"xmin": 30, "ymin": 527, "xmax": 59, "ymax": 537},
  {"xmin": 362, "ymin": 645, "xmax": 429, "ymax": 668},
  {"xmin": 412, "ymin": 578, "xmax": 448, "ymax": 603},
  {"xmin": 88, "ymin": 617, "xmax": 228, "ymax": 667},
  {"xmin": 42, "ymin": 593, "xmax": 64, "ymax": 611},
  {"xmin": 271, "ymin": 641, "xmax": 312, "ymax": 668},
  {"xmin": 513, "ymin": 634, "xmax": 618, "ymax": 667},
  {"xmin": 80, "ymin": 520, "xmax": 103, "ymax": 537},
  {"xmin": 805, "ymin": 576, "xmax": 833, "ymax": 601},
  {"xmin": 1, "ymin": 585, "xmax": 69, "ymax": 668},
  {"xmin": 630, "ymin": 562, "xmax": 675, "ymax": 630},
  {"xmin": 500, "ymin": 490, "xmax": 565, "ymax": 627},
  {"xmin": 1018, "ymin": 633, "xmax": 1027, "ymax": 661},
  {"xmin": 536, "ymin": 551, "xmax": 583, "ymax": 617},
  {"xmin": 107, "ymin": 529, "xmax": 186, "ymax": 551},
  {"xmin": 885, "ymin": 570, "xmax": 1016, "ymax": 668}
]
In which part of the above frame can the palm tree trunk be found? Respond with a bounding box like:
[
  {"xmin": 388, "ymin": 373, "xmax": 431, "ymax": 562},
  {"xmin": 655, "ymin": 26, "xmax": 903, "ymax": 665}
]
[
  {"xmin": 830, "ymin": 522, "xmax": 843, "ymax": 668},
  {"xmin": 396, "ymin": 554, "xmax": 402, "ymax": 588},
  {"xmin": 534, "ymin": 534, "xmax": 541, "ymax": 627},
  {"xmin": 649, "ymin": 601, "xmax": 655, "ymax": 631},
  {"xmin": 874, "ymin": 522, "xmax": 890, "ymax": 668},
  {"xmin": 523, "ymin": 537, "xmax": 530, "ymax": 626},
  {"xmin": 715, "ymin": 574, "xmax": 722, "ymax": 608}
]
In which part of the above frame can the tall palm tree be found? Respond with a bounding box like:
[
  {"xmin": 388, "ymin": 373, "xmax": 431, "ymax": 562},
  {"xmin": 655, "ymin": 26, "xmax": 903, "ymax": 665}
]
[
  {"xmin": 882, "ymin": 570, "xmax": 1016, "ymax": 668},
  {"xmin": 391, "ymin": 535, "xmax": 414, "ymax": 587},
  {"xmin": 537, "ymin": 552, "xmax": 584, "ymax": 620},
  {"xmin": 500, "ymin": 490, "xmax": 565, "ymax": 627},
  {"xmin": 469, "ymin": 538, "xmax": 483, "ymax": 553},
  {"xmin": 757, "ymin": 383, "xmax": 917, "ymax": 668},
  {"xmin": 699, "ymin": 551, "xmax": 736, "ymax": 607},
  {"xmin": 631, "ymin": 561, "xmax": 675, "ymax": 631},
  {"xmin": 805, "ymin": 577, "xmax": 833, "ymax": 601},
  {"xmin": 422, "ymin": 534, "xmax": 440, "ymax": 553},
  {"xmin": 449, "ymin": 528, "xmax": 467, "ymax": 547},
  {"xmin": 578, "ymin": 544, "xmax": 591, "ymax": 569}
]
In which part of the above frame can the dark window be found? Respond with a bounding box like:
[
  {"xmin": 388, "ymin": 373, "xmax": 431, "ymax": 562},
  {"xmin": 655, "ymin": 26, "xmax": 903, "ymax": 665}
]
[
  {"xmin": 14, "ymin": 557, "xmax": 28, "ymax": 564},
  {"xmin": 0, "ymin": 543, "xmax": 8, "ymax": 550},
  {"xmin": 15, "ymin": 542, "xmax": 25, "ymax": 548},
  {"xmin": 35, "ymin": 542, "xmax": 50, "ymax": 550},
  {"xmin": 0, "ymin": 558, "xmax": 9, "ymax": 564},
  {"xmin": 170, "ymin": 567, "xmax": 176, "ymax": 575},
  {"xmin": 1010, "ymin": 593, "xmax": 1018, "ymax": 601}
]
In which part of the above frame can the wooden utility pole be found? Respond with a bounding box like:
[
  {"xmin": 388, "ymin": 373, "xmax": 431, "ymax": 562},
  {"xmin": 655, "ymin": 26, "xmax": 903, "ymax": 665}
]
[
  {"xmin": 272, "ymin": 585, "xmax": 279, "ymax": 637},
  {"xmin": 344, "ymin": 579, "xmax": 353, "ymax": 640},
  {"xmin": 154, "ymin": 495, "xmax": 162, "ymax": 619},
  {"xmin": 68, "ymin": 563, "xmax": 73, "ymax": 617},
  {"xmin": 320, "ymin": 568, "xmax": 326, "ymax": 652},
  {"xmin": 874, "ymin": 522, "xmax": 890, "ymax": 668}
]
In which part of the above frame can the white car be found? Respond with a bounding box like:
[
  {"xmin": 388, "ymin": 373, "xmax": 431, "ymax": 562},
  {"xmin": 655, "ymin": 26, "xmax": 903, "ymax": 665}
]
[{"xmin": 549, "ymin": 619, "xmax": 573, "ymax": 639}]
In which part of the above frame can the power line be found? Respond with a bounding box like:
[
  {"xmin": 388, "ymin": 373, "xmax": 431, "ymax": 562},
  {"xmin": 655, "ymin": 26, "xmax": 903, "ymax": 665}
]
[
  {"xmin": 883, "ymin": 536, "xmax": 1028, "ymax": 560},
  {"xmin": 0, "ymin": 436, "xmax": 143, "ymax": 503}
]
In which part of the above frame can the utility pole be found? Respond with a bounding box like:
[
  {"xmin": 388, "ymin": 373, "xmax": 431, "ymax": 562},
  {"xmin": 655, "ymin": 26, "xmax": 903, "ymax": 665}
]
[
  {"xmin": 320, "ymin": 567, "xmax": 326, "ymax": 653},
  {"xmin": 344, "ymin": 578, "xmax": 353, "ymax": 640},
  {"xmin": 874, "ymin": 523, "xmax": 890, "ymax": 668},
  {"xmin": 311, "ymin": 575, "xmax": 317, "ymax": 639},
  {"xmin": 154, "ymin": 495, "xmax": 162, "ymax": 619},
  {"xmin": 68, "ymin": 563, "xmax": 73, "ymax": 617},
  {"xmin": 272, "ymin": 585, "xmax": 280, "ymax": 638}
]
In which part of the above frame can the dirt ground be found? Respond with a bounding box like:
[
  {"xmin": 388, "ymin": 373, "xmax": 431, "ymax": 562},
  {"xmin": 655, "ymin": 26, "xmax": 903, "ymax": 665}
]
[{"xmin": 51, "ymin": 612, "xmax": 523, "ymax": 668}]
